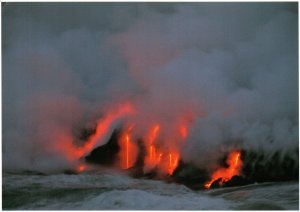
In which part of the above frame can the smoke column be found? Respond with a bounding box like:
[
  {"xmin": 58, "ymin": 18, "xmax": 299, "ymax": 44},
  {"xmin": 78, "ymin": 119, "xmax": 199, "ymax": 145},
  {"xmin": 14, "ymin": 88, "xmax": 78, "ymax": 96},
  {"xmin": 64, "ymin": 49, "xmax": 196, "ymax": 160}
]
[{"xmin": 2, "ymin": 3, "xmax": 298, "ymax": 172}]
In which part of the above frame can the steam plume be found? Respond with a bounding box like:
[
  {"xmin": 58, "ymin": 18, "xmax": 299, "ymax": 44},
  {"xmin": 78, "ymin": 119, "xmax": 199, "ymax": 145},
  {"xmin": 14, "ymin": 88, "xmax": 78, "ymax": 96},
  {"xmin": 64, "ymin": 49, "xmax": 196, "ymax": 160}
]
[{"xmin": 2, "ymin": 3, "xmax": 298, "ymax": 172}]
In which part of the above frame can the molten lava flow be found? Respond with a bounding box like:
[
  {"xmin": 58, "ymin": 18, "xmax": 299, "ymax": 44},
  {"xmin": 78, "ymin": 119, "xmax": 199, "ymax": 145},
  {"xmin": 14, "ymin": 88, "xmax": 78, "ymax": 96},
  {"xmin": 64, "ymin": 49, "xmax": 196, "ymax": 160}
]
[
  {"xmin": 81, "ymin": 102, "xmax": 135, "ymax": 156},
  {"xmin": 119, "ymin": 125, "xmax": 138, "ymax": 169},
  {"xmin": 56, "ymin": 102, "xmax": 135, "ymax": 172},
  {"xmin": 142, "ymin": 124, "xmax": 182, "ymax": 175},
  {"xmin": 204, "ymin": 150, "xmax": 242, "ymax": 189},
  {"xmin": 144, "ymin": 124, "xmax": 163, "ymax": 171},
  {"xmin": 148, "ymin": 125, "xmax": 160, "ymax": 158},
  {"xmin": 58, "ymin": 101, "xmax": 135, "ymax": 163},
  {"xmin": 148, "ymin": 145, "xmax": 163, "ymax": 166},
  {"xmin": 125, "ymin": 134, "xmax": 131, "ymax": 168},
  {"xmin": 167, "ymin": 152, "xmax": 179, "ymax": 175}
]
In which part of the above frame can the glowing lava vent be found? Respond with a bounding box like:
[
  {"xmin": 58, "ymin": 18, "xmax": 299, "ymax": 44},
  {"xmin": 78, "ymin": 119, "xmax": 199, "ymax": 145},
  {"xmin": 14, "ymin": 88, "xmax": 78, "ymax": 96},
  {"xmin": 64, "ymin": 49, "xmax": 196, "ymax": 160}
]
[{"xmin": 204, "ymin": 150, "xmax": 242, "ymax": 189}]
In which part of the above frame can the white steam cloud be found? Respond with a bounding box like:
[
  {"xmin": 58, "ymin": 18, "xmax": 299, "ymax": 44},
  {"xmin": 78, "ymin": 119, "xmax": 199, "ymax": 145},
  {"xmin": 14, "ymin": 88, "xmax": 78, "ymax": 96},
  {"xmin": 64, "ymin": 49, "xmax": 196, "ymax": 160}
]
[{"xmin": 2, "ymin": 3, "xmax": 298, "ymax": 172}]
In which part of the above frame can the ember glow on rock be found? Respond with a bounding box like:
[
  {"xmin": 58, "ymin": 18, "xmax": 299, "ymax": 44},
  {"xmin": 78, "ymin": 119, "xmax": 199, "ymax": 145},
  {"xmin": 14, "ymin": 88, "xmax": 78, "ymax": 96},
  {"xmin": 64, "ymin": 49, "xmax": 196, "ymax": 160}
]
[
  {"xmin": 167, "ymin": 152, "xmax": 179, "ymax": 175},
  {"xmin": 3, "ymin": 4, "xmax": 297, "ymax": 191},
  {"xmin": 144, "ymin": 124, "xmax": 162, "ymax": 171},
  {"xmin": 76, "ymin": 164, "xmax": 86, "ymax": 173},
  {"xmin": 84, "ymin": 102, "xmax": 135, "ymax": 156},
  {"xmin": 142, "ymin": 124, "xmax": 181, "ymax": 175},
  {"xmin": 54, "ymin": 102, "xmax": 136, "ymax": 167},
  {"xmin": 118, "ymin": 124, "xmax": 138, "ymax": 169},
  {"xmin": 117, "ymin": 122, "xmax": 183, "ymax": 175},
  {"xmin": 204, "ymin": 150, "xmax": 243, "ymax": 189}
]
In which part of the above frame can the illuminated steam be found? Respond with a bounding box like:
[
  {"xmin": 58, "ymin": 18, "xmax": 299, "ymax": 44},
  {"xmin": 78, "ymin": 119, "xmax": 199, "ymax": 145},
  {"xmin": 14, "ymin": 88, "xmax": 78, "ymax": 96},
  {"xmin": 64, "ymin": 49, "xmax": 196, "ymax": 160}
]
[{"xmin": 2, "ymin": 3, "xmax": 298, "ymax": 172}]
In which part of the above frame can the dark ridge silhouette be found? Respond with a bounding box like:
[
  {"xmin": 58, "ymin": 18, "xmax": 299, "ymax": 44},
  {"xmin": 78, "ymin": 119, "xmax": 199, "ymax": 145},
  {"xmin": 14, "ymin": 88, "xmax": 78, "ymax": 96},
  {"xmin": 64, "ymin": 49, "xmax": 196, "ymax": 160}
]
[
  {"xmin": 223, "ymin": 175, "xmax": 253, "ymax": 187},
  {"xmin": 242, "ymin": 149, "xmax": 299, "ymax": 183},
  {"xmin": 194, "ymin": 149, "xmax": 299, "ymax": 189},
  {"xmin": 83, "ymin": 130, "xmax": 298, "ymax": 189},
  {"xmin": 129, "ymin": 139, "xmax": 147, "ymax": 178},
  {"xmin": 85, "ymin": 129, "xmax": 121, "ymax": 166},
  {"xmin": 172, "ymin": 160, "xmax": 209, "ymax": 190}
]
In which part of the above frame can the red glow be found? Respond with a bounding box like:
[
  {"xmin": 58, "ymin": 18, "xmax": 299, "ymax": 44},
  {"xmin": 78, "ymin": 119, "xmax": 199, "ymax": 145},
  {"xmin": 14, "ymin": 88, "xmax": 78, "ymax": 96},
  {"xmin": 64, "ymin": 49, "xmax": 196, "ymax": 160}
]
[
  {"xmin": 147, "ymin": 144, "xmax": 163, "ymax": 167},
  {"xmin": 54, "ymin": 102, "xmax": 135, "ymax": 170},
  {"xmin": 180, "ymin": 126, "xmax": 188, "ymax": 139},
  {"xmin": 141, "ymin": 124, "xmax": 181, "ymax": 175},
  {"xmin": 56, "ymin": 101, "xmax": 195, "ymax": 176},
  {"xmin": 204, "ymin": 150, "xmax": 242, "ymax": 189},
  {"xmin": 144, "ymin": 124, "xmax": 162, "ymax": 170},
  {"xmin": 126, "ymin": 135, "xmax": 129, "ymax": 168},
  {"xmin": 148, "ymin": 124, "xmax": 160, "ymax": 145},
  {"xmin": 119, "ymin": 126, "xmax": 138, "ymax": 169},
  {"xmin": 77, "ymin": 164, "xmax": 86, "ymax": 172},
  {"xmin": 82, "ymin": 102, "xmax": 135, "ymax": 157},
  {"xmin": 167, "ymin": 152, "xmax": 179, "ymax": 175}
]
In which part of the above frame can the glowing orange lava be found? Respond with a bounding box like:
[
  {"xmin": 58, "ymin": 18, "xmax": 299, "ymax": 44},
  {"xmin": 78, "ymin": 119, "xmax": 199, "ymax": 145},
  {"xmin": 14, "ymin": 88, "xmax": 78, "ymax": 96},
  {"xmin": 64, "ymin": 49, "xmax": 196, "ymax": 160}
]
[
  {"xmin": 167, "ymin": 152, "xmax": 179, "ymax": 175},
  {"xmin": 148, "ymin": 145, "xmax": 163, "ymax": 166},
  {"xmin": 144, "ymin": 124, "xmax": 163, "ymax": 170},
  {"xmin": 59, "ymin": 102, "xmax": 194, "ymax": 176},
  {"xmin": 142, "ymin": 124, "xmax": 182, "ymax": 175},
  {"xmin": 55, "ymin": 102, "xmax": 136, "ymax": 173},
  {"xmin": 119, "ymin": 125, "xmax": 138, "ymax": 169},
  {"xmin": 204, "ymin": 150, "xmax": 242, "ymax": 189},
  {"xmin": 82, "ymin": 102, "xmax": 135, "ymax": 157}
]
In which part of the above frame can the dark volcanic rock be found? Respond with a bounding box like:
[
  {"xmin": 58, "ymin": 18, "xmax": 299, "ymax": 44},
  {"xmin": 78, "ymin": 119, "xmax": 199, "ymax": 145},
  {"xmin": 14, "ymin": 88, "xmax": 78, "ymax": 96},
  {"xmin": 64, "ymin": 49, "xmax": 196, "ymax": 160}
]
[
  {"xmin": 174, "ymin": 149, "xmax": 298, "ymax": 190},
  {"xmin": 223, "ymin": 175, "xmax": 253, "ymax": 187},
  {"xmin": 85, "ymin": 129, "xmax": 120, "ymax": 166},
  {"xmin": 242, "ymin": 149, "xmax": 299, "ymax": 183},
  {"xmin": 172, "ymin": 161, "xmax": 209, "ymax": 190},
  {"xmin": 130, "ymin": 139, "xmax": 147, "ymax": 178},
  {"xmin": 84, "ymin": 132, "xmax": 298, "ymax": 190},
  {"xmin": 210, "ymin": 178, "xmax": 223, "ymax": 189}
]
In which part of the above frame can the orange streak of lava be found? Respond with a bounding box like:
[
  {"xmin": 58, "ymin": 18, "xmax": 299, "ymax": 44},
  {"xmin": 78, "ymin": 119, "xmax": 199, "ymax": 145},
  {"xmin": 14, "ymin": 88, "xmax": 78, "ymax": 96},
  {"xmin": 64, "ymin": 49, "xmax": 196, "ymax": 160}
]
[
  {"xmin": 167, "ymin": 152, "xmax": 179, "ymax": 175},
  {"xmin": 145, "ymin": 124, "xmax": 161, "ymax": 166},
  {"xmin": 69, "ymin": 102, "xmax": 135, "ymax": 160},
  {"xmin": 126, "ymin": 134, "xmax": 129, "ymax": 169},
  {"xmin": 119, "ymin": 126, "xmax": 138, "ymax": 169},
  {"xmin": 204, "ymin": 150, "xmax": 242, "ymax": 189}
]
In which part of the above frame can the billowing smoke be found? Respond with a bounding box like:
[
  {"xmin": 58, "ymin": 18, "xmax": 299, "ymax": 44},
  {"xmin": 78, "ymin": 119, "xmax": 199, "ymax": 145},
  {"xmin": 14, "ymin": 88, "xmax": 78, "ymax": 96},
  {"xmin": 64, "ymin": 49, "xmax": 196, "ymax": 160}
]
[{"xmin": 2, "ymin": 3, "xmax": 298, "ymax": 173}]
